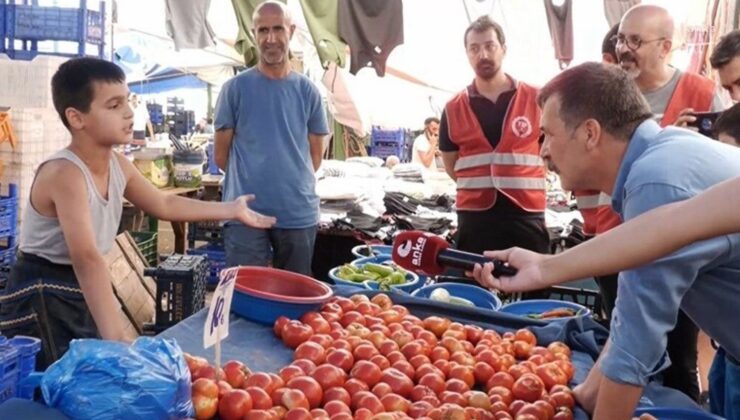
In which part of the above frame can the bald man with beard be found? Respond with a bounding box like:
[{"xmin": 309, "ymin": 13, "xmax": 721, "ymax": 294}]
[{"xmin": 616, "ymin": 5, "xmax": 724, "ymax": 127}]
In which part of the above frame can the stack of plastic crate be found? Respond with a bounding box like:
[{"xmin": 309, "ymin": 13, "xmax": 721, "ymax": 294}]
[
  {"xmin": 0, "ymin": 335, "xmax": 41, "ymax": 404},
  {"xmin": 0, "ymin": 184, "xmax": 18, "ymax": 289},
  {"xmin": 0, "ymin": 0, "xmax": 106, "ymax": 61},
  {"xmin": 370, "ymin": 127, "xmax": 405, "ymax": 159}
]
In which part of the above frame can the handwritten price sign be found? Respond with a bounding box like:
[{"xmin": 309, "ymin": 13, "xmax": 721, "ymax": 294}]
[{"xmin": 203, "ymin": 267, "xmax": 238, "ymax": 349}]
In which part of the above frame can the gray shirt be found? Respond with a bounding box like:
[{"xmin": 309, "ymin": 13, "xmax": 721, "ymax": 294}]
[
  {"xmin": 642, "ymin": 68, "xmax": 725, "ymax": 122},
  {"xmin": 19, "ymin": 150, "xmax": 126, "ymax": 265}
]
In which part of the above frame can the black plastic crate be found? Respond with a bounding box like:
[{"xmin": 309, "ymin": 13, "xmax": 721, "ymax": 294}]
[
  {"xmin": 144, "ymin": 254, "xmax": 208, "ymax": 331},
  {"xmin": 521, "ymin": 285, "xmax": 605, "ymax": 321},
  {"xmin": 187, "ymin": 221, "xmax": 222, "ymax": 247}
]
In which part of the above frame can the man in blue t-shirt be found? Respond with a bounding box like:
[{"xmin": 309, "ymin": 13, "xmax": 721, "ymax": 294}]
[{"xmin": 213, "ymin": 0, "xmax": 328, "ymax": 275}]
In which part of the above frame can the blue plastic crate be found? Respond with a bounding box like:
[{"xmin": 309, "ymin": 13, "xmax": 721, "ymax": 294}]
[
  {"xmin": 372, "ymin": 127, "xmax": 405, "ymax": 144},
  {"xmin": 187, "ymin": 241, "xmax": 226, "ymax": 285},
  {"xmin": 1, "ymin": 1, "xmax": 106, "ymax": 60},
  {"xmin": 371, "ymin": 141, "xmax": 404, "ymax": 159},
  {"xmin": 0, "ymin": 238, "xmax": 17, "ymax": 286},
  {"xmin": 8, "ymin": 336, "xmax": 40, "ymax": 375},
  {"xmin": 0, "ymin": 342, "xmax": 19, "ymax": 404},
  {"xmin": 0, "ymin": 184, "xmax": 18, "ymax": 238}
]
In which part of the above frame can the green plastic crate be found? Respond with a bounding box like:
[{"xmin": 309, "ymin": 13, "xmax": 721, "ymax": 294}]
[{"xmin": 130, "ymin": 231, "xmax": 158, "ymax": 266}]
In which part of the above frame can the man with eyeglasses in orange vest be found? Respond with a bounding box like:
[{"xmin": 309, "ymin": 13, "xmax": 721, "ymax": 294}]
[
  {"xmin": 574, "ymin": 4, "xmax": 726, "ymax": 404},
  {"xmin": 439, "ymin": 16, "xmax": 549, "ymax": 260}
]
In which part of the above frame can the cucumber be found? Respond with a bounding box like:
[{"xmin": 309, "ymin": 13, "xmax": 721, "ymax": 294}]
[{"xmin": 448, "ymin": 296, "xmax": 475, "ymax": 307}]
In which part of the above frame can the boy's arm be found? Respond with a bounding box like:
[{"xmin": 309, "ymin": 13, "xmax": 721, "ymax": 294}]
[
  {"xmin": 118, "ymin": 154, "xmax": 275, "ymax": 227},
  {"xmin": 50, "ymin": 163, "xmax": 129, "ymax": 341}
]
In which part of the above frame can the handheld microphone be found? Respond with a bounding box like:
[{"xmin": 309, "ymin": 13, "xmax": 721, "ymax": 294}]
[{"xmin": 391, "ymin": 231, "xmax": 518, "ymax": 278}]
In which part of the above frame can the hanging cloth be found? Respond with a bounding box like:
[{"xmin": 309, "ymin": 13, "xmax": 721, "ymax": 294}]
[
  {"xmin": 543, "ymin": 0, "xmax": 574, "ymax": 69},
  {"xmin": 164, "ymin": 0, "xmax": 216, "ymax": 51},
  {"xmin": 299, "ymin": 0, "xmax": 348, "ymax": 68},
  {"xmin": 603, "ymin": 0, "xmax": 641, "ymax": 27},
  {"xmin": 338, "ymin": 0, "xmax": 404, "ymax": 77}
]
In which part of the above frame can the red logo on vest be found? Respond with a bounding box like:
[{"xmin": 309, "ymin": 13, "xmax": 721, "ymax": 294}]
[{"xmin": 511, "ymin": 116, "xmax": 533, "ymax": 138}]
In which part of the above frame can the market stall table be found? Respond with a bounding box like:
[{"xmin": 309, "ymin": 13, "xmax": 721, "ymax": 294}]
[
  {"xmin": 0, "ymin": 289, "xmax": 704, "ymax": 419},
  {"xmin": 158, "ymin": 288, "xmax": 701, "ymax": 419}
]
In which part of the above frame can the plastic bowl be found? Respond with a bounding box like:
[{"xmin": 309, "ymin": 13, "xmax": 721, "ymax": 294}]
[
  {"xmin": 329, "ymin": 257, "xmax": 420, "ymax": 293},
  {"xmin": 411, "ymin": 282, "xmax": 502, "ymax": 310},
  {"xmin": 351, "ymin": 244, "xmax": 393, "ymax": 258},
  {"xmin": 499, "ymin": 299, "xmax": 591, "ymax": 321},
  {"xmin": 231, "ymin": 266, "xmax": 333, "ymax": 325},
  {"xmin": 633, "ymin": 408, "xmax": 725, "ymax": 419}
]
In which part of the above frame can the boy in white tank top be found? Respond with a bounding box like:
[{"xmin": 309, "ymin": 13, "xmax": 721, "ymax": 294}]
[{"xmin": 0, "ymin": 57, "xmax": 276, "ymax": 368}]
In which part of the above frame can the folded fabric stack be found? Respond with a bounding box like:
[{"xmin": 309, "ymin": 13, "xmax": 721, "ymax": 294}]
[{"xmin": 392, "ymin": 163, "xmax": 424, "ymax": 183}]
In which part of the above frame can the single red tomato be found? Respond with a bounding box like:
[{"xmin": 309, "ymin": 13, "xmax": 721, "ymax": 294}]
[{"xmin": 512, "ymin": 373, "xmax": 545, "ymax": 403}]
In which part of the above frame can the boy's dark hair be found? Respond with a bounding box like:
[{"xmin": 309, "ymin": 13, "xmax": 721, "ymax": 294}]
[
  {"xmin": 537, "ymin": 62, "xmax": 652, "ymax": 140},
  {"xmin": 714, "ymin": 103, "xmax": 740, "ymax": 142},
  {"xmin": 51, "ymin": 57, "xmax": 126, "ymax": 129},
  {"xmin": 464, "ymin": 15, "xmax": 506, "ymax": 48},
  {"xmin": 710, "ymin": 29, "xmax": 740, "ymax": 69},
  {"xmin": 602, "ymin": 23, "xmax": 619, "ymax": 58},
  {"xmin": 424, "ymin": 117, "xmax": 440, "ymax": 126}
]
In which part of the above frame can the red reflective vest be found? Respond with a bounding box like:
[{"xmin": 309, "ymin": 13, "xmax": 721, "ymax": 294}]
[
  {"xmin": 575, "ymin": 71, "xmax": 715, "ymax": 235},
  {"xmin": 445, "ymin": 82, "xmax": 546, "ymax": 212},
  {"xmin": 574, "ymin": 192, "xmax": 622, "ymax": 235},
  {"xmin": 661, "ymin": 72, "xmax": 715, "ymax": 127}
]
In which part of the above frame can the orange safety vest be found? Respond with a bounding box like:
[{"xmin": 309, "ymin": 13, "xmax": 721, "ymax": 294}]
[
  {"xmin": 574, "ymin": 191, "xmax": 622, "ymax": 235},
  {"xmin": 575, "ymin": 71, "xmax": 714, "ymax": 235},
  {"xmin": 661, "ymin": 72, "xmax": 715, "ymax": 127},
  {"xmin": 445, "ymin": 81, "xmax": 546, "ymax": 212}
]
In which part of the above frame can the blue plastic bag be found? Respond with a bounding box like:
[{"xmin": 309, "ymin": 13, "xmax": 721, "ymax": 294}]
[{"xmin": 41, "ymin": 337, "xmax": 193, "ymax": 420}]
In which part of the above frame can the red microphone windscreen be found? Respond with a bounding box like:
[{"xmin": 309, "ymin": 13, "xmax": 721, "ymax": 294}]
[{"xmin": 391, "ymin": 231, "xmax": 449, "ymax": 276}]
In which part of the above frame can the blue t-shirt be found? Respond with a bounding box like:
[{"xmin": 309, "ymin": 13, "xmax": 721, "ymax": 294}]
[
  {"xmin": 214, "ymin": 69, "xmax": 328, "ymax": 229},
  {"xmin": 600, "ymin": 120, "xmax": 740, "ymax": 386}
]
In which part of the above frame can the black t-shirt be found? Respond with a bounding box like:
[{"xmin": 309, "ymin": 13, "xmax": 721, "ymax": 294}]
[
  {"xmin": 440, "ymin": 84, "xmax": 542, "ymax": 218},
  {"xmin": 439, "ymin": 85, "xmax": 516, "ymax": 152}
]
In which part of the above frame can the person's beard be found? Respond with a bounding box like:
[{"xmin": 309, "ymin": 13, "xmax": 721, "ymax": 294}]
[
  {"xmin": 475, "ymin": 59, "xmax": 500, "ymax": 80},
  {"xmin": 618, "ymin": 51, "xmax": 641, "ymax": 78}
]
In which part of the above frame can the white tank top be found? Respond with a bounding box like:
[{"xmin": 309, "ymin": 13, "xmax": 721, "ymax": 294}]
[{"xmin": 19, "ymin": 149, "xmax": 127, "ymax": 265}]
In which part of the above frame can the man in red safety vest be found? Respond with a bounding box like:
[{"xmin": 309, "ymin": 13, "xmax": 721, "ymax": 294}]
[{"xmin": 439, "ymin": 15, "xmax": 549, "ymax": 258}]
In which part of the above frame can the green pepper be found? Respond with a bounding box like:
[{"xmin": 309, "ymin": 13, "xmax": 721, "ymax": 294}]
[
  {"xmin": 361, "ymin": 271, "xmax": 381, "ymax": 280},
  {"xmin": 348, "ymin": 273, "xmax": 375, "ymax": 282},
  {"xmin": 389, "ymin": 272, "xmax": 405, "ymax": 285},
  {"xmin": 363, "ymin": 263, "xmax": 394, "ymax": 277}
]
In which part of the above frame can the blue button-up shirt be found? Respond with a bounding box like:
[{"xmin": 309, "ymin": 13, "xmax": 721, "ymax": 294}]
[{"xmin": 600, "ymin": 120, "xmax": 740, "ymax": 386}]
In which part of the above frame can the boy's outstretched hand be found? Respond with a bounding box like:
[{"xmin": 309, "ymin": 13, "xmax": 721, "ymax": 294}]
[
  {"xmin": 470, "ymin": 247, "xmax": 549, "ymax": 292},
  {"xmin": 233, "ymin": 195, "xmax": 277, "ymax": 228}
]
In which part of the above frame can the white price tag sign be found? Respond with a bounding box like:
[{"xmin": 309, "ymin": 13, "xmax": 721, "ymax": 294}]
[{"xmin": 203, "ymin": 267, "xmax": 238, "ymax": 349}]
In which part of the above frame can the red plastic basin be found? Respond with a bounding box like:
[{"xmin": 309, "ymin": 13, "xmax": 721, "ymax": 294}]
[{"xmin": 233, "ymin": 266, "xmax": 332, "ymax": 303}]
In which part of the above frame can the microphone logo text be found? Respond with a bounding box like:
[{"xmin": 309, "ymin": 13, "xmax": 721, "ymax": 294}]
[{"xmin": 411, "ymin": 237, "xmax": 426, "ymax": 267}]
